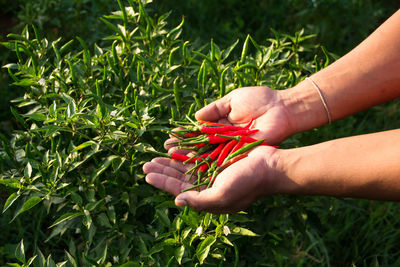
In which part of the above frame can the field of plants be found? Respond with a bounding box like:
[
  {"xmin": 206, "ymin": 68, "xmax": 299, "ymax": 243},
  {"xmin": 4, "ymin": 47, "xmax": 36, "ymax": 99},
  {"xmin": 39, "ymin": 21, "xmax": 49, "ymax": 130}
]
[{"xmin": 0, "ymin": 0, "xmax": 399, "ymax": 266}]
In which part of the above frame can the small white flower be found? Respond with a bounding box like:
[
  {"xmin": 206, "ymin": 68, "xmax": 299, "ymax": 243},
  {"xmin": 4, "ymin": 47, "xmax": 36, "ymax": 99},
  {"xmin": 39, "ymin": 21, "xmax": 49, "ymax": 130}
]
[
  {"xmin": 195, "ymin": 226, "xmax": 203, "ymax": 237},
  {"xmin": 38, "ymin": 78, "xmax": 45, "ymax": 86},
  {"xmin": 19, "ymin": 178, "xmax": 24, "ymax": 184},
  {"xmin": 108, "ymin": 205, "xmax": 114, "ymax": 211},
  {"xmin": 223, "ymin": 225, "xmax": 231, "ymax": 236},
  {"xmin": 78, "ymin": 185, "xmax": 84, "ymax": 191},
  {"xmin": 83, "ymin": 209, "xmax": 90, "ymax": 216},
  {"xmin": 154, "ymin": 231, "xmax": 159, "ymax": 238},
  {"xmin": 113, "ymin": 256, "xmax": 119, "ymax": 263},
  {"xmin": 142, "ymin": 113, "xmax": 151, "ymax": 121},
  {"xmin": 105, "ymin": 195, "xmax": 112, "ymax": 203},
  {"xmin": 115, "ymin": 44, "xmax": 122, "ymax": 55}
]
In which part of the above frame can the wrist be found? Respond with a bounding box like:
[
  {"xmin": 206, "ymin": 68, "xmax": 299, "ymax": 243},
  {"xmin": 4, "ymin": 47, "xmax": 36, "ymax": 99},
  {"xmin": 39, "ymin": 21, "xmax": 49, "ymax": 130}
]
[
  {"xmin": 267, "ymin": 147, "xmax": 309, "ymax": 196},
  {"xmin": 279, "ymin": 79, "xmax": 331, "ymax": 134}
]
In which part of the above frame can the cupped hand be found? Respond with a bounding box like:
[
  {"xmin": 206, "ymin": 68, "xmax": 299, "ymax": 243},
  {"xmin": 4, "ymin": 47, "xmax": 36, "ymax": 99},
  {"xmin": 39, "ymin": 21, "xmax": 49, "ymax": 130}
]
[
  {"xmin": 142, "ymin": 146, "xmax": 280, "ymax": 214},
  {"xmin": 195, "ymin": 86, "xmax": 294, "ymax": 145}
]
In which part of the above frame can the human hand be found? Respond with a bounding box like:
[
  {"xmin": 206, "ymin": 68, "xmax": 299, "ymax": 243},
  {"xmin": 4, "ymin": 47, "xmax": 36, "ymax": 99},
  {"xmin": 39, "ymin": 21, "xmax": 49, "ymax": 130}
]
[
  {"xmin": 195, "ymin": 86, "xmax": 295, "ymax": 145},
  {"xmin": 142, "ymin": 145, "xmax": 281, "ymax": 214}
]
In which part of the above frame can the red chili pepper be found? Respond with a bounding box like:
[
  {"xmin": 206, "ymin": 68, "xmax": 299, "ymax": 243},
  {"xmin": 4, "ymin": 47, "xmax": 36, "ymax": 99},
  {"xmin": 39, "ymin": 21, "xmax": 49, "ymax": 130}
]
[
  {"xmin": 216, "ymin": 140, "xmax": 238, "ymax": 167},
  {"xmin": 207, "ymin": 143, "xmax": 225, "ymax": 160},
  {"xmin": 200, "ymin": 125, "xmax": 248, "ymax": 134},
  {"xmin": 209, "ymin": 153, "xmax": 249, "ymax": 185},
  {"xmin": 218, "ymin": 129, "xmax": 259, "ymax": 136},
  {"xmin": 185, "ymin": 143, "xmax": 224, "ymax": 174},
  {"xmin": 196, "ymin": 163, "xmax": 209, "ymax": 180},
  {"xmin": 243, "ymin": 118, "xmax": 254, "ymax": 129},
  {"xmin": 170, "ymin": 153, "xmax": 190, "ymax": 161},
  {"xmin": 214, "ymin": 134, "xmax": 275, "ymax": 146},
  {"xmin": 171, "ymin": 153, "xmax": 204, "ymax": 163},
  {"xmin": 198, "ymin": 120, "xmax": 229, "ymax": 127},
  {"xmin": 194, "ymin": 142, "xmax": 207, "ymax": 148},
  {"xmin": 185, "ymin": 132, "xmax": 201, "ymax": 138},
  {"xmin": 230, "ymin": 140, "xmax": 245, "ymax": 154},
  {"xmin": 219, "ymin": 153, "xmax": 248, "ymax": 171},
  {"xmin": 213, "ymin": 134, "xmax": 257, "ymax": 143},
  {"xmin": 199, "ymin": 152, "xmax": 211, "ymax": 158},
  {"xmin": 199, "ymin": 119, "xmax": 254, "ymax": 129},
  {"xmin": 206, "ymin": 134, "xmax": 232, "ymax": 144}
]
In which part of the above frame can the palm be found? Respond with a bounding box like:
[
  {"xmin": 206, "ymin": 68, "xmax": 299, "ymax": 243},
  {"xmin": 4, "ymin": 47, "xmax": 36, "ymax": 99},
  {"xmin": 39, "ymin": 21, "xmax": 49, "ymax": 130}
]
[
  {"xmin": 143, "ymin": 146, "xmax": 278, "ymax": 214},
  {"xmin": 198, "ymin": 87, "xmax": 293, "ymax": 145},
  {"xmin": 206, "ymin": 146, "xmax": 277, "ymax": 213}
]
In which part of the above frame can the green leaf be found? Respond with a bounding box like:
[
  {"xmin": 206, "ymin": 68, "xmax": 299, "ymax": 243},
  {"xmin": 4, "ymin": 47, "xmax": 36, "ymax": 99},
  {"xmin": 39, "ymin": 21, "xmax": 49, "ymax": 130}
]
[
  {"xmin": 231, "ymin": 226, "xmax": 259, "ymax": 236},
  {"xmin": 97, "ymin": 213, "xmax": 112, "ymax": 228},
  {"xmin": 180, "ymin": 211, "xmax": 201, "ymax": 228},
  {"xmin": 86, "ymin": 199, "xmax": 104, "ymax": 211},
  {"xmin": 24, "ymin": 113, "xmax": 47, "ymax": 121},
  {"xmin": 10, "ymin": 106, "xmax": 28, "ymax": 128},
  {"xmin": 100, "ymin": 17, "xmax": 127, "ymax": 43},
  {"xmin": 24, "ymin": 162, "xmax": 32, "ymax": 178},
  {"xmin": 97, "ymin": 244, "xmax": 108, "ymax": 264},
  {"xmin": 0, "ymin": 179, "xmax": 21, "ymax": 189},
  {"xmin": 59, "ymin": 39, "xmax": 74, "ymax": 54},
  {"xmin": 36, "ymin": 248, "xmax": 46, "ymax": 267},
  {"xmin": 15, "ymin": 239, "xmax": 25, "ymax": 264},
  {"xmin": 3, "ymin": 192, "xmax": 20, "ymax": 213},
  {"xmin": 91, "ymin": 155, "xmax": 119, "ymax": 181},
  {"xmin": 82, "ymin": 253, "xmax": 98, "ymax": 266},
  {"xmin": 220, "ymin": 236, "xmax": 234, "ymax": 246},
  {"xmin": 49, "ymin": 212, "xmax": 84, "ymax": 228},
  {"xmin": 71, "ymin": 141, "xmax": 97, "ymax": 153},
  {"xmin": 12, "ymin": 196, "xmax": 42, "ymax": 221},
  {"xmin": 156, "ymin": 209, "xmax": 171, "ymax": 227},
  {"xmin": 65, "ymin": 251, "xmax": 77, "ymax": 267},
  {"xmin": 2, "ymin": 63, "xmax": 18, "ymax": 69},
  {"xmin": 196, "ymin": 236, "xmax": 216, "ymax": 264},
  {"xmin": 26, "ymin": 255, "xmax": 37, "ymax": 266},
  {"xmin": 175, "ymin": 245, "xmax": 185, "ymax": 265},
  {"xmin": 119, "ymin": 262, "xmax": 140, "ymax": 267}
]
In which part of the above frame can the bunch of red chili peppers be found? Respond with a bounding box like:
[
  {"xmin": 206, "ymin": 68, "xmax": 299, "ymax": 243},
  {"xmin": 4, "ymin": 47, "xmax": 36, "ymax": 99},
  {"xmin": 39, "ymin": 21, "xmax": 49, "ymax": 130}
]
[{"xmin": 162, "ymin": 117, "xmax": 276, "ymax": 192}]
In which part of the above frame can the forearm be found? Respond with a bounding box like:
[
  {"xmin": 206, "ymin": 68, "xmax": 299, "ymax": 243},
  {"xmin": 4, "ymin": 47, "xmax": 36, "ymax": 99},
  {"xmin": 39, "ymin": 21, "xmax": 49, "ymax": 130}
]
[
  {"xmin": 281, "ymin": 9, "xmax": 400, "ymax": 133},
  {"xmin": 274, "ymin": 129, "xmax": 400, "ymax": 201}
]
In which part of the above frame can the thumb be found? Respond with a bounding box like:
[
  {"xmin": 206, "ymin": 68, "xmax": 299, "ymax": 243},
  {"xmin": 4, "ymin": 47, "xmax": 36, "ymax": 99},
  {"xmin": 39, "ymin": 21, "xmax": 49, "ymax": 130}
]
[
  {"xmin": 175, "ymin": 188, "xmax": 223, "ymax": 213},
  {"xmin": 195, "ymin": 95, "xmax": 231, "ymax": 122}
]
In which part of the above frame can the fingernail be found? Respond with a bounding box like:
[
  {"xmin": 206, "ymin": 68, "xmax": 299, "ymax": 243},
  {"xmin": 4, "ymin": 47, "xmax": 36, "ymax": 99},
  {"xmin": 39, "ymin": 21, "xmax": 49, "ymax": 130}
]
[{"xmin": 175, "ymin": 198, "xmax": 187, "ymax": 207}]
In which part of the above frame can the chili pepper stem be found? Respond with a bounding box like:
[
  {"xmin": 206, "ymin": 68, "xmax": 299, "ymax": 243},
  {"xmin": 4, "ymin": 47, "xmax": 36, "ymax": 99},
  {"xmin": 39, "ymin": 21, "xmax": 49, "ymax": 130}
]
[
  {"xmin": 181, "ymin": 180, "xmax": 210, "ymax": 192},
  {"xmin": 145, "ymin": 150, "xmax": 170, "ymax": 158}
]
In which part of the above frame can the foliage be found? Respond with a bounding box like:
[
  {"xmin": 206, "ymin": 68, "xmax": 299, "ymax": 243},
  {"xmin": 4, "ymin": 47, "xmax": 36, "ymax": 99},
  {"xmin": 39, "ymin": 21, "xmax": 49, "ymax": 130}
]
[{"xmin": 156, "ymin": 0, "xmax": 399, "ymax": 55}]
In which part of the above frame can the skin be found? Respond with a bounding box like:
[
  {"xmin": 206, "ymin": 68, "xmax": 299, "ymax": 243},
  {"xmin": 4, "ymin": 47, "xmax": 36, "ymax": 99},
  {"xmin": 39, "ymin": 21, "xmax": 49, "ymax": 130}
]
[{"xmin": 143, "ymin": 9, "xmax": 400, "ymax": 214}]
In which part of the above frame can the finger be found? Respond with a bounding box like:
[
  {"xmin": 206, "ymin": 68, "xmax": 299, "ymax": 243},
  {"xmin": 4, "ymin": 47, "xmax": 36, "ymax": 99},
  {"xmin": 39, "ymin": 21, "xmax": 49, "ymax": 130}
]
[
  {"xmin": 146, "ymin": 173, "xmax": 193, "ymax": 196},
  {"xmin": 150, "ymin": 157, "xmax": 194, "ymax": 174},
  {"xmin": 168, "ymin": 127, "xmax": 185, "ymax": 138},
  {"xmin": 175, "ymin": 187, "xmax": 226, "ymax": 213},
  {"xmin": 164, "ymin": 137, "xmax": 179, "ymax": 150},
  {"xmin": 167, "ymin": 146, "xmax": 191, "ymax": 155},
  {"xmin": 195, "ymin": 94, "xmax": 231, "ymax": 122},
  {"xmin": 142, "ymin": 161, "xmax": 188, "ymax": 181}
]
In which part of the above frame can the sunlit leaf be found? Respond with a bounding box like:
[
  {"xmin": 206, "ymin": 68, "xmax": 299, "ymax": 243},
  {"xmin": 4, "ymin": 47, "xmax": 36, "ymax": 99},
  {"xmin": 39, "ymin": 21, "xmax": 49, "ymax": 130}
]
[{"xmin": 196, "ymin": 236, "xmax": 216, "ymax": 264}]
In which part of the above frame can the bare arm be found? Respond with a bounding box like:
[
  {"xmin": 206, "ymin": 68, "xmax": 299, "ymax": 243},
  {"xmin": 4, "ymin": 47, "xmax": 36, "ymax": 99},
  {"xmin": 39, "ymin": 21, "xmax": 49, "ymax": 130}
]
[
  {"xmin": 282, "ymin": 9, "xmax": 400, "ymax": 133},
  {"xmin": 275, "ymin": 129, "xmax": 400, "ymax": 201}
]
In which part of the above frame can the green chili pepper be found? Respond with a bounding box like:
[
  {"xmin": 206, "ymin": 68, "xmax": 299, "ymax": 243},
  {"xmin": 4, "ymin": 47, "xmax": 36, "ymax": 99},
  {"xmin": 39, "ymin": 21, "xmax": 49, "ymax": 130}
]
[{"xmin": 223, "ymin": 139, "xmax": 264, "ymax": 164}]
